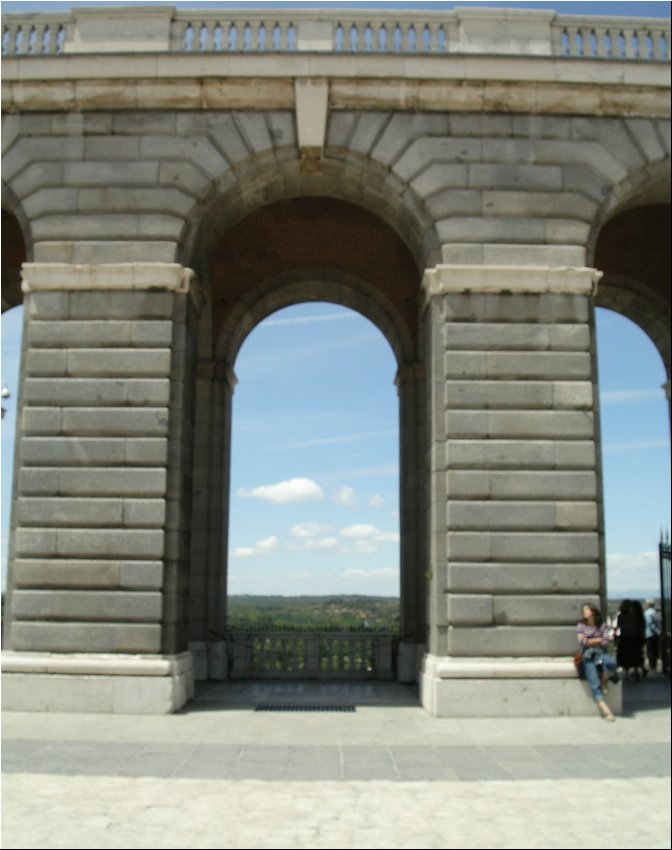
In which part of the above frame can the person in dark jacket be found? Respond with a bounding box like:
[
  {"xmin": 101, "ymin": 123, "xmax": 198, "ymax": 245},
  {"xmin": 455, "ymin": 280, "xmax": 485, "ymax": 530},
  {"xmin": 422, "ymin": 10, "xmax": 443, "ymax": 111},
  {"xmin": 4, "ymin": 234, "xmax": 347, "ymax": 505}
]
[{"xmin": 615, "ymin": 599, "xmax": 645, "ymax": 679}]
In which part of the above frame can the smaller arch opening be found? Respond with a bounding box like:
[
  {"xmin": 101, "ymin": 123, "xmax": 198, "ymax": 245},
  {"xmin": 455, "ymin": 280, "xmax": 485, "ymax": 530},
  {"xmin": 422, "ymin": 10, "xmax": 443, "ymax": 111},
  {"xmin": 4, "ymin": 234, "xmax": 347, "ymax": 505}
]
[
  {"xmin": 595, "ymin": 308, "xmax": 670, "ymax": 604},
  {"xmin": 226, "ymin": 302, "xmax": 402, "ymax": 673}
]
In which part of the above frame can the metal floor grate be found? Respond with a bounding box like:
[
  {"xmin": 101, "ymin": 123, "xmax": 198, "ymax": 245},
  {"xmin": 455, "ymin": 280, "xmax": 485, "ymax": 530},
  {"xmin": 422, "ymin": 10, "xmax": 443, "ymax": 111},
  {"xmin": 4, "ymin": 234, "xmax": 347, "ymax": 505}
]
[{"xmin": 254, "ymin": 704, "xmax": 356, "ymax": 712}]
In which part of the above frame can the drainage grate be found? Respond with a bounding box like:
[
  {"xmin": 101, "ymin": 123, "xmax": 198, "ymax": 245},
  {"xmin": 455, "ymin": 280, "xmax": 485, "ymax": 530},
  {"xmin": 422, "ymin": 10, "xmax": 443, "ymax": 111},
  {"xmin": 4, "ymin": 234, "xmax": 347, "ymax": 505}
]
[{"xmin": 255, "ymin": 704, "xmax": 356, "ymax": 712}]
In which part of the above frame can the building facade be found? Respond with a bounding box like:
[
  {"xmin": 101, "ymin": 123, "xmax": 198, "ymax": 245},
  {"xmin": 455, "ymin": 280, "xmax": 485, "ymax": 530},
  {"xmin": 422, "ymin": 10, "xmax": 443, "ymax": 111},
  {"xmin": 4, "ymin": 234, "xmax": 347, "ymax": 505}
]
[{"xmin": 1, "ymin": 6, "xmax": 670, "ymax": 714}]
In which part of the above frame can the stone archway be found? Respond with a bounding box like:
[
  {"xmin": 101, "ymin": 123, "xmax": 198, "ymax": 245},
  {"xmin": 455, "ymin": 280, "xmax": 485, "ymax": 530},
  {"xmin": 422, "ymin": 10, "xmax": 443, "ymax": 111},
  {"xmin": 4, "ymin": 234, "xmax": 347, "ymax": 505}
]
[
  {"xmin": 1, "ymin": 207, "xmax": 28, "ymax": 312},
  {"xmin": 187, "ymin": 196, "xmax": 427, "ymax": 682},
  {"xmin": 593, "ymin": 203, "xmax": 671, "ymax": 382}
]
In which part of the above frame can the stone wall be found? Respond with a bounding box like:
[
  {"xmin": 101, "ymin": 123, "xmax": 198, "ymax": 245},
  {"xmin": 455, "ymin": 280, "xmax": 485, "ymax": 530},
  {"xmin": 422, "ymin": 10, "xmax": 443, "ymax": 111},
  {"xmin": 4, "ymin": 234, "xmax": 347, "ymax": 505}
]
[{"xmin": 5, "ymin": 266, "xmax": 199, "ymax": 659}]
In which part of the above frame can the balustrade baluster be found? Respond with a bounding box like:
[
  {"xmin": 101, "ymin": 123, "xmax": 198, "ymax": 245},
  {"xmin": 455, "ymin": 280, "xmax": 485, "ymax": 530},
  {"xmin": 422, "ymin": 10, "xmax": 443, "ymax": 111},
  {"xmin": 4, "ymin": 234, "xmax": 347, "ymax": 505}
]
[
  {"xmin": 594, "ymin": 26, "xmax": 609, "ymax": 58},
  {"xmin": 11, "ymin": 24, "xmax": 24, "ymax": 55},
  {"xmin": 198, "ymin": 22, "xmax": 209, "ymax": 52},
  {"xmin": 334, "ymin": 22, "xmax": 343, "ymax": 51},
  {"xmin": 555, "ymin": 27, "xmax": 568, "ymax": 57},
  {"xmin": 653, "ymin": 30, "xmax": 668, "ymax": 61},
  {"xmin": 408, "ymin": 24, "xmax": 417, "ymax": 53},
  {"xmin": 289, "ymin": 636, "xmax": 295, "ymax": 672},
  {"xmin": 264, "ymin": 637, "xmax": 273, "ymax": 672},
  {"xmin": 226, "ymin": 22, "xmax": 236, "ymax": 51},
  {"xmin": 37, "ymin": 24, "xmax": 47, "ymax": 54},
  {"xmin": 421, "ymin": 23, "xmax": 431, "ymax": 53},
  {"xmin": 349, "ymin": 23, "xmax": 358, "ymax": 52},
  {"xmin": 626, "ymin": 29, "xmax": 639, "ymax": 59}
]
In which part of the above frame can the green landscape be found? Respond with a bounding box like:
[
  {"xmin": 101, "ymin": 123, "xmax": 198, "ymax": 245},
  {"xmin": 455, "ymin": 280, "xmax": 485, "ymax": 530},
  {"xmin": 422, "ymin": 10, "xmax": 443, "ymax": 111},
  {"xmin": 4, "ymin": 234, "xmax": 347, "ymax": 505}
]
[{"xmin": 226, "ymin": 595, "xmax": 400, "ymax": 632}]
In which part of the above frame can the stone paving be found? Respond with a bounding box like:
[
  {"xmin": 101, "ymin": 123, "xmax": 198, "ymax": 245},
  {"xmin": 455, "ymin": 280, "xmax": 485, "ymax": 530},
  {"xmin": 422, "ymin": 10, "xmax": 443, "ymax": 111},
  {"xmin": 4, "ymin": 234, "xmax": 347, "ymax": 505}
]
[{"xmin": 2, "ymin": 677, "xmax": 670, "ymax": 849}]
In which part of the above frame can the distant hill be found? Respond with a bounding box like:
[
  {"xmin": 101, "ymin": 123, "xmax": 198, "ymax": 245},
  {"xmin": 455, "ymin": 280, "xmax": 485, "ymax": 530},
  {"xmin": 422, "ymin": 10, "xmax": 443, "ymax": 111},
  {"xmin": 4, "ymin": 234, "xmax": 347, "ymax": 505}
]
[{"xmin": 227, "ymin": 594, "xmax": 400, "ymax": 632}]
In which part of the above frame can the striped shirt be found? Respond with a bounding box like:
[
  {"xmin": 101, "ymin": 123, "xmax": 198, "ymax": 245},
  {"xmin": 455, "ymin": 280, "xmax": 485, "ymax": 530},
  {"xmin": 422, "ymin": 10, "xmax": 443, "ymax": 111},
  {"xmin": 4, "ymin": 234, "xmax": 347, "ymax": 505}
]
[{"xmin": 577, "ymin": 621, "xmax": 609, "ymax": 649}]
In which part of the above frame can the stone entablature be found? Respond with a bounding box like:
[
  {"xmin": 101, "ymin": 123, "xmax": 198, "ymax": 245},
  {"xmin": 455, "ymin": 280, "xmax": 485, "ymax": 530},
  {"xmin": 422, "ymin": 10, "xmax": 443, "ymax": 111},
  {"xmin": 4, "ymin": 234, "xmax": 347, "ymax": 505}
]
[{"xmin": 2, "ymin": 6, "xmax": 670, "ymax": 60}]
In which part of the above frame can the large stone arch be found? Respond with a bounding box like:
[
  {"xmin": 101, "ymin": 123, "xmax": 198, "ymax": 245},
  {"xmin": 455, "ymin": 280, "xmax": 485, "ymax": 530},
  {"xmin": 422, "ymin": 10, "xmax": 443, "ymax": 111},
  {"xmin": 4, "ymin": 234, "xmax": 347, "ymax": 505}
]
[
  {"xmin": 179, "ymin": 151, "xmax": 441, "ymax": 279},
  {"xmin": 594, "ymin": 206, "xmax": 670, "ymax": 377},
  {"xmin": 186, "ymin": 193, "xmax": 427, "ymax": 681},
  {"xmin": 588, "ymin": 158, "xmax": 671, "ymax": 380},
  {"xmin": 1, "ymin": 188, "xmax": 31, "ymax": 312}
]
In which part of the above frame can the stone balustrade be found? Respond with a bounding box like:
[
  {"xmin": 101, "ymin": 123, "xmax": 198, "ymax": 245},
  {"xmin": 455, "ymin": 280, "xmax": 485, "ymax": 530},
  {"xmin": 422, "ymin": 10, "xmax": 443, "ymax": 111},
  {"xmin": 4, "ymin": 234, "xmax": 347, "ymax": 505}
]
[
  {"xmin": 228, "ymin": 631, "xmax": 397, "ymax": 680},
  {"xmin": 2, "ymin": 6, "xmax": 669, "ymax": 60}
]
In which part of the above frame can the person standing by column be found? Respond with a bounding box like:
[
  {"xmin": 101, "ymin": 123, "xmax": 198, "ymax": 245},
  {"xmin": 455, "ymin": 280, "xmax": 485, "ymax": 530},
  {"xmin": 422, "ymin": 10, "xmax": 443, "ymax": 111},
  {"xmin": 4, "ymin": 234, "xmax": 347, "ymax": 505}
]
[{"xmin": 644, "ymin": 600, "xmax": 661, "ymax": 674}]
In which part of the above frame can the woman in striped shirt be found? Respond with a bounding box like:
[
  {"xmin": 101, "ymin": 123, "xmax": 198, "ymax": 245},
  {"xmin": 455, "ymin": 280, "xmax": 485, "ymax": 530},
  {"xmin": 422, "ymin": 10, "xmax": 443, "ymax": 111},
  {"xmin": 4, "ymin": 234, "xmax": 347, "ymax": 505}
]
[{"xmin": 577, "ymin": 603, "xmax": 619, "ymax": 721}]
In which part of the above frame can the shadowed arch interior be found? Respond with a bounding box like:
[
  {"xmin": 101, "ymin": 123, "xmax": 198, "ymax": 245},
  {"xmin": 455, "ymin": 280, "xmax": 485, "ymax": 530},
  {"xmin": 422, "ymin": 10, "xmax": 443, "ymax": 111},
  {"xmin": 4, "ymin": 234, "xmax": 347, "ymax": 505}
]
[
  {"xmin": 594, "ymin": 203, "xmax": 671, "ymax": 376},
  {"xmin": 207, "ymin": 196, "xmax": 421, "ymax": 357},
  {"xmin": 1, "ymin": 208, "xmax": 26, "ymax": 312}
]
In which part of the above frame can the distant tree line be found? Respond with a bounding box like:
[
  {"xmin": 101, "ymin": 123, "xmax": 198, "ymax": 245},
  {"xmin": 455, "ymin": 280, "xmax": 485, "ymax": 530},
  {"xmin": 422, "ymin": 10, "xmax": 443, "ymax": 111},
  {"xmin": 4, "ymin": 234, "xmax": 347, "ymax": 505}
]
[{"xmin": 227, "ymin": 594, "xmax": 400, "ymax": 632}]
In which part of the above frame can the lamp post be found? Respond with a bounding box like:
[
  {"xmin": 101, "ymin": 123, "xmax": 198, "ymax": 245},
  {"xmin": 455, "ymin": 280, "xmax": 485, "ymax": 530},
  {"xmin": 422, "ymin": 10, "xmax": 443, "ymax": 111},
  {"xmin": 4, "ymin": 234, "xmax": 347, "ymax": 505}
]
[{"xmin": 1, "ymin": 383, "xmax": 10, "ymax": 419}]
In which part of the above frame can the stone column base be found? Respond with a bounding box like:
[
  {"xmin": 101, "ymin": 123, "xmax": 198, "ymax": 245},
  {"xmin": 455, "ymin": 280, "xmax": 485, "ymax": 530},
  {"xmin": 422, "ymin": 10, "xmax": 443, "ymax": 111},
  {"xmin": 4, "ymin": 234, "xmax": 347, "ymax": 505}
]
[
  {"xmin": 1, "ymin": 651, "xmax": 195, "ymax": 714},
  {"xmin": 420, "ymin": 654, "xmax": 622, "ymax": 717},
  {"xmin": 397, "ymin": 641, "xmax": 426, "ymax": 683},
  {"xmin": 188, "ymin": 640, "xmax": 229, "ymax": 682}
]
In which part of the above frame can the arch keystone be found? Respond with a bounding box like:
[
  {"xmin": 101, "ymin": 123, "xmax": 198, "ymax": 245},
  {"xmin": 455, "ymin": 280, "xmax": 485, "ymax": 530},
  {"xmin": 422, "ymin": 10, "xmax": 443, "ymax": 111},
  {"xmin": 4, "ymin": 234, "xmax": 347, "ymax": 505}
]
[{"xmin": 294, "ymin": 78, "xmax": 329, "ymax": 165}]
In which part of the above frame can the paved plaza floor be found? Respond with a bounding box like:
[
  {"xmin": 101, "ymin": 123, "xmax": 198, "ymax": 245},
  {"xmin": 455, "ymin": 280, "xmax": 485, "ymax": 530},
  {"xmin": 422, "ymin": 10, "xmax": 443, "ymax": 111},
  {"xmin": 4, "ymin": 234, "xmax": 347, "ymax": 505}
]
[{"xmin": 2, "ymin": 675, "xmax": 670, "ymax": 849}]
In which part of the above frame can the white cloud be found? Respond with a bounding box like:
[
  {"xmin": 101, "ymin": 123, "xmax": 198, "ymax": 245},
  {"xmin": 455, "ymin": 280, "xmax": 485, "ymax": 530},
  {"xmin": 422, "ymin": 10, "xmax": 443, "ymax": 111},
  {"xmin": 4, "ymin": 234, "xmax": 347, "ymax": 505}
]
[
  {"xmin": 343, "ymin": 567, "xmax": 398, "ymax": 579},
  {"xmin": 238, "ymin": 477, "xmax": 323, "ymax": 504},
  {"xmin": 339, "ymin": 524, "xmax": 400, "ymax": 553},
  {"xmin": 369, "ymin": 495, "xmax": 385, "ymax": 507},
  {"xmin": 340, "ymin": 524, "xmax": 379, "ymax": 538},
  {"xmin": 264, "ymin": 311, "xmax": 357, "ymax": 328},
  {"xmin": 606, "ymin": 550, "xmax": 661, "ymax": 598},
  {"xmin": 334, "ymin": 485, "xmax": 357, "ymax": 506},
  {"xmin": 600, "ymin": 389, "xmax": 664, "ymax": 406},
  {"xmin": 303, "ymin": 537, "xmax": 339, "ymax": 551},
  {"xmin": 602, "ymin": 439, "xmax": 669, "ymax": 455},
  {"xmin": 232, "ymin": 535, "xmax": 279, "ymax": 558},
  {"xmin": 340, "ymin": 566, "xmax": 400, "ymax": 594},
  {"xmin": 289, "ymin": 522, "xmax": 330, "ymax": 538}
]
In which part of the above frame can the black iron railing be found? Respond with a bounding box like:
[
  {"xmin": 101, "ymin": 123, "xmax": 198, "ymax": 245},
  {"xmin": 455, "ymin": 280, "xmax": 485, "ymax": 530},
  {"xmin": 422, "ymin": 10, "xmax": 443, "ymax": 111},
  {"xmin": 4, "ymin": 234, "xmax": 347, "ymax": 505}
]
[{"xmin": 659, "ymin": 530, "xmax": 671, "ymax": 674}]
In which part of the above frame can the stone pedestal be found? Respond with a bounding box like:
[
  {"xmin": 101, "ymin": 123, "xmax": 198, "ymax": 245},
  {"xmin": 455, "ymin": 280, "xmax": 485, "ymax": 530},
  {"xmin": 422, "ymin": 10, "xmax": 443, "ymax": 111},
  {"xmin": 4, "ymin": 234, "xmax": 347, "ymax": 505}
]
[
  {"xmin": 1, "ymin": 651, "xmax": 194, "ymax": 714},
  {"xmin": 421, "ymin": 654, "xmax": 622, "ymax": 717}
]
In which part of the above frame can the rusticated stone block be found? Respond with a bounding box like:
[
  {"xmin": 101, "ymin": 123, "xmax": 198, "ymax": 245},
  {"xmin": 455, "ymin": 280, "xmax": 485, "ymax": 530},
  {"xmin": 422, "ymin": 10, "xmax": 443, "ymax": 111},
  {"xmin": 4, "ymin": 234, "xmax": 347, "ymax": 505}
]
[
  {"xmin": 10, "ymin": 589, "xmax": 162, "ymax": 622},
  {"xmin": 8, "ymin": 621, "xmax": 161, "ymax": 653}
]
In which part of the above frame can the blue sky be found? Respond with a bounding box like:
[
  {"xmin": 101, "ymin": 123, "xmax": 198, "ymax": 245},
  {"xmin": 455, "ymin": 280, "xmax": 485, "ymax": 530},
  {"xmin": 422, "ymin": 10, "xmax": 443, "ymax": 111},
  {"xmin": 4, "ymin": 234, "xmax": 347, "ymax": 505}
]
[{"xmin": 1, "ymin": 0, "xmax": 671, "ymax": 602}]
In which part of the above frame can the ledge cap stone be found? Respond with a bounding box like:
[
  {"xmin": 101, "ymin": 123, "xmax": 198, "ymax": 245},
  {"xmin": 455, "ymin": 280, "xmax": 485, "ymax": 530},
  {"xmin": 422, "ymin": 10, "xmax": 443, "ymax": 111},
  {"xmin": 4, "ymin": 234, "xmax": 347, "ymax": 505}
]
[{"xmin": 422, "ymin": 264, "xmax": 602, "ymax": 299}]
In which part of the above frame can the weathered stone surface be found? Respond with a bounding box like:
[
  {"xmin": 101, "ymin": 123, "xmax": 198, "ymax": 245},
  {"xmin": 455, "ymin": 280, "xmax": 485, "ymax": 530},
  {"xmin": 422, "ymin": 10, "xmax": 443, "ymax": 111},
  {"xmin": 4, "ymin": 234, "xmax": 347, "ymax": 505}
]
[
  {"xmin": 11, "ymin": 559, "xmax": 163, "ymax": 589},
  {"xmin": 445, "ymin": 562, "xmax": 599, "ymax": 593},
  {"xmin": 8, "ymin": 622, "xmax": 161, "ymax": 653},
  {"xmin": 11, "ymin": 590, "xmax": 163, "ymax": 622}
]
